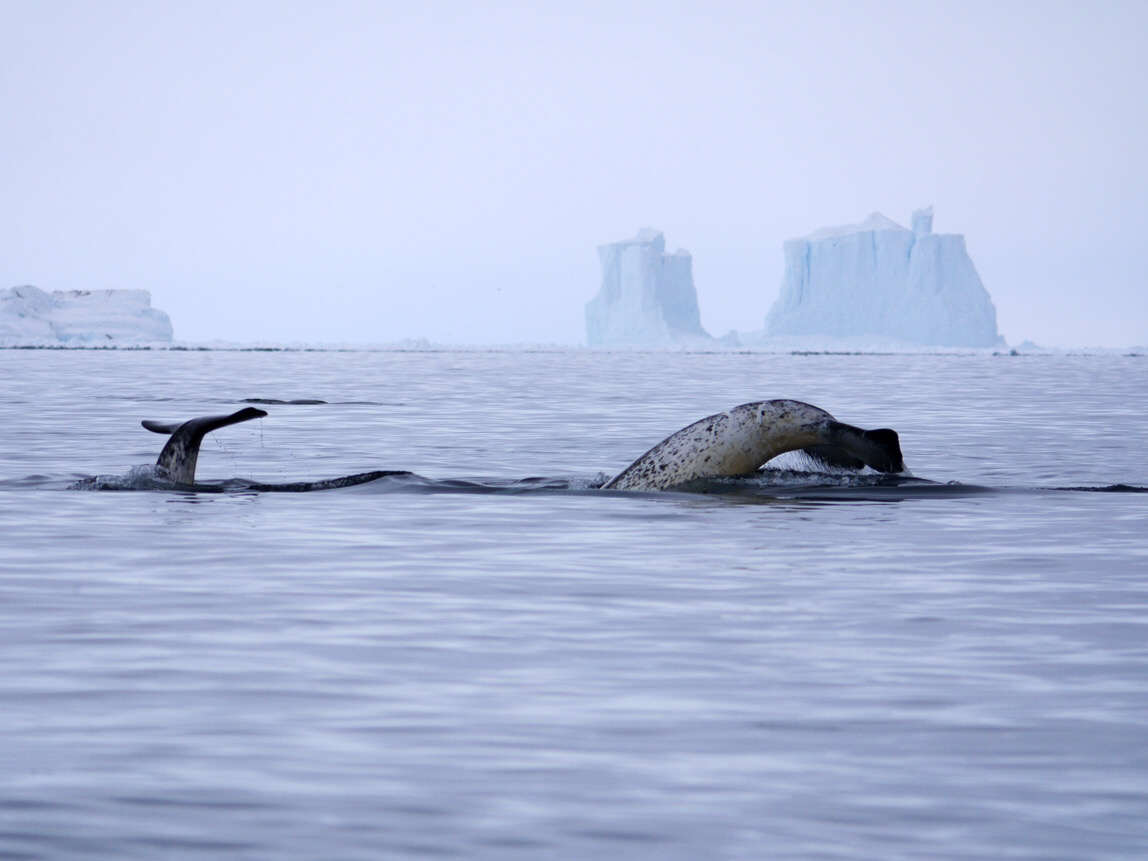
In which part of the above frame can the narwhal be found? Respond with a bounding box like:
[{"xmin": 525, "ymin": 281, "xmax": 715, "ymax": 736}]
[
  {"xmin": 603, "ymin": 399, "xmax": 904, "ymax": 491},
  {"xmin": 142, "ymin": 406, "xmax": 270, "ymax": 484},
  {"xmin": 136, "ymin": 406, "xmax": 404, "ymax": 490}
]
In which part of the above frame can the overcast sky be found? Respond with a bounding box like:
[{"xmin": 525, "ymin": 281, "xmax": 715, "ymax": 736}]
[{"xmin": 2, "ymin": 1, "xmax": 1145, "ymax": 347}]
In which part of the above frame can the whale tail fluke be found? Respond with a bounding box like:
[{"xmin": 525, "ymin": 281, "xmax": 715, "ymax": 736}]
[
  {"xmin": 143, "ymin": 407, "xmax": 268, "ymax": 484},
  {"xmin": 821, "ymin": 423, "xmax": 905, "ymax": 474},
  {"xmin": 861, "ymin": 428, "xmax": 904, "ymax": 472}
]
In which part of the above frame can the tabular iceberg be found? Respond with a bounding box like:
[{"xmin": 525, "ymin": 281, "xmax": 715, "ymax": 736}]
[
  {"xmin": 1, "ymin": 285, "xmax": 174, "ymax": 345},
  {"xmin": 586, "ymin": 229, "xmax": 711, "ymax": 347},
  {"xmin": 764, "ymin": 208, "xmax": 1002, "ymax": 348}
]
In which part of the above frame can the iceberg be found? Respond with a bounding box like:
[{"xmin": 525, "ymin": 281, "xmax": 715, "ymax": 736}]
[
  {"xmin": 0, "ymin": 285, "xmax": 174, "ymax": 345},
  {"xmin": 586, "ymin": 229, "xmax": 711, "ymax": 347},
  {"xmin": 764, "ymin": 208, "xmax": 1003, "ymax": 348}
]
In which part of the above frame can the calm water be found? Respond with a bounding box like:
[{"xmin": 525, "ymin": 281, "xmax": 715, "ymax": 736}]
[{"xmin": 1, "ymin": 348, "xmax": 1146, "ymax": 860}]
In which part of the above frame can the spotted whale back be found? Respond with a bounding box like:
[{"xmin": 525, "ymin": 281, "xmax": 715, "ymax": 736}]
[{"xmin": 604, "ymin": 400, "xmax": 903, "ymax": 491}]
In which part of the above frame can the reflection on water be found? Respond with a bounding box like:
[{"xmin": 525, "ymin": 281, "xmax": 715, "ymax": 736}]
[{"xmin": 1, "ymin": 349, "xmax": 1146, "ymax": 860}]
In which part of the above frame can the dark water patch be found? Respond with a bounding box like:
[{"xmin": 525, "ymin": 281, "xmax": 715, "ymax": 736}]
[
  {"xmin": 567, "ymin": 827, "xmax": 668, "ymax": 845},
  {"xmin": 126, "ymin": 836, "xmax": 261, "ymax": 853},
  {"xmin": 479, "ymin": 835, "xmax": 551, "ymax": 850},
  {"xmin": 0, "ymin": 474, "xmax": 61, "ymax": 490},
  {"xmin": 98, "ymin": 394, "xmax": 182, "ymax": 401},
  {"xmin": 338, "ymin": 400, "xmax": 407, "ymax": 405},
  {"xmin": 240, "ymin": 398, "xmax": 327, "ymax": 405},
  {"xmin": 240, "ymin": 398, "xmax": 403, "ymax": 406},
  {"xmin": 0, "ymin": 798, "xmax": 85, "ymax": 813},
  {"xmin": 112, "ymin": 794, "xmax": 275, "ymax": 812}
]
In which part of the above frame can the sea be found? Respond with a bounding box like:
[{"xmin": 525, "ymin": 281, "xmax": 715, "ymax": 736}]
[{"xmin": 1, "ymin": 347, "xmax": 1145, "ymax": 860}]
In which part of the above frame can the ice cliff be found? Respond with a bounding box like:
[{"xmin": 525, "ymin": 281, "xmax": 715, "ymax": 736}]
[
  {"xmin": 764, "ymin": 208, "xmax": 1002, "ymax": 348},
  {"xmin": 586, "ymin": 229, "xmax": 711, "ymax": 346},
  {"xmin": 0, "ymin": 285, "xmax": 174, "ymax": 345}
]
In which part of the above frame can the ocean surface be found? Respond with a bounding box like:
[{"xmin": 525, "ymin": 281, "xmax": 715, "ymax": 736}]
[{"xmin": 1, "ymin": 348, "xmax": 1145, "ymax": 860}]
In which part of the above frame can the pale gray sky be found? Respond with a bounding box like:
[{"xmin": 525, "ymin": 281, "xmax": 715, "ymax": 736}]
[{"xmin": 2, "ymin": 1, "xmax": 1145, "ymax": 347}]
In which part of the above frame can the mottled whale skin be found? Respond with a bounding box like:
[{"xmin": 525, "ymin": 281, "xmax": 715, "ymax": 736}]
[
  {"xmin": 142, "ymin": 407, "xmax": 268, "ymax": 484},
  {"xmin": 604, "ymin": 400, "xmax": 904, "ymax": 491}
]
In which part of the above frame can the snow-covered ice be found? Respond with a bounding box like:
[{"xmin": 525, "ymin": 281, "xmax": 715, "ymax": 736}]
[
  {"xmin": 764, "ymin": 208, "xmax": 1002, "ymax": 348},
  {"xmin": 586, "ymin": 229, "xmax": 711, "ymax": 347},
  {"xmin": 0, "ymin": 285, "xmax": 173, "ymax": 345}
]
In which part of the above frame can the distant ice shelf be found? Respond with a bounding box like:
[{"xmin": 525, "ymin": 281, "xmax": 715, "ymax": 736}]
[
  {"xmin": 764, "ymin": 207, "xmax": 1003, "ymax": 348},
  {"xmin": 0, "ymin": 285, "xmax": 173, "ymax": 346},
  {"xmin": 586, "ymin": 229, "xmax": 711, "ymax": 347}
]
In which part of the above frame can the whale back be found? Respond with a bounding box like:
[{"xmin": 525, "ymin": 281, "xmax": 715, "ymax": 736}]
[
  {"xmin": 605, "ymin": 400, "xmax": 905, "ymax": 491},
  {"xmin": 142, "ymin": 407, "xmax": 267, "ymax": 484},
  {"xmin": 604, "ymin": 400, "xmax": 839, "ymax": 491}
]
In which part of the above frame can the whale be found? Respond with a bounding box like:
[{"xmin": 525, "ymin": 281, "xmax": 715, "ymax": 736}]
[
  {"xmin": 136, "ymin": 406, "xmax": 407, "ymax": 489},
  {"xmin": 604, "ymin": 400, "xmax": 905, "ymax": 491},
  {"xmin": 142, "ymin": 406, "xmax": 270, "ymax": 484}
]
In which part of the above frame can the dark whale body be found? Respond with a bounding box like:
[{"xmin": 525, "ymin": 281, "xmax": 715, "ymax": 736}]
[
  {"xmin": 142, "ymin": 406, "xmax": 269, "ymax": 484},
  {"xmin": 139, "ymin": 407, "xmax": 409, "ymax": 489}
]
